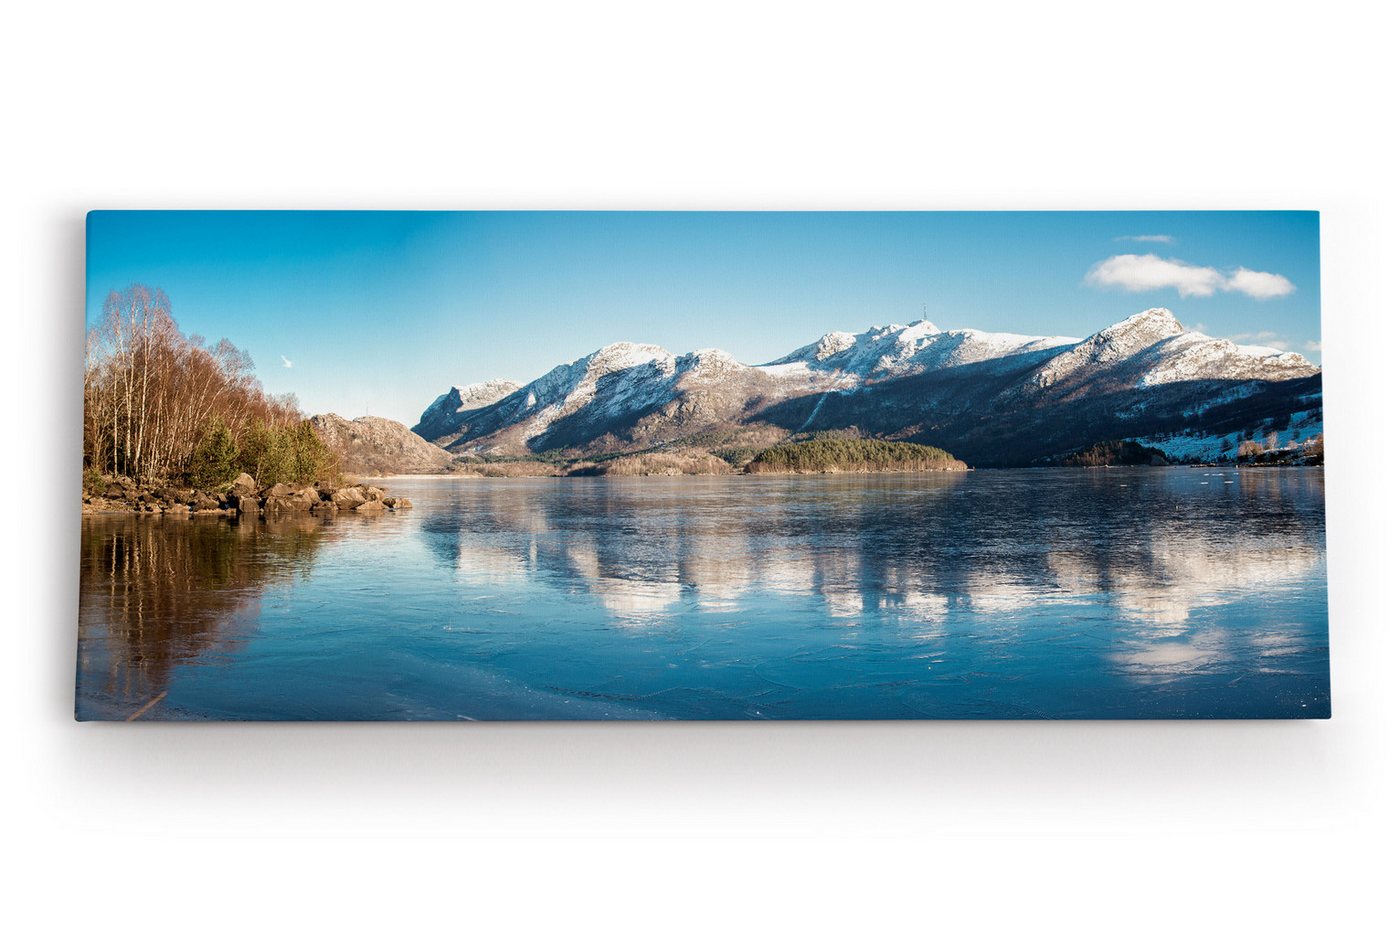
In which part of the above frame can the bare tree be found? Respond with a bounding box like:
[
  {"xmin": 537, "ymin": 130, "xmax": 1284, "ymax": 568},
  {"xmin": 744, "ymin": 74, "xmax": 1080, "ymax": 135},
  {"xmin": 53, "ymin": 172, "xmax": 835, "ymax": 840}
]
[
  {"xmin": 1237, "ymin": 439, "xmax": 1265, "ymax": 460},
  {"xmin": 84, "ymin": 284, "xmax": 303, "ymax": 483}
]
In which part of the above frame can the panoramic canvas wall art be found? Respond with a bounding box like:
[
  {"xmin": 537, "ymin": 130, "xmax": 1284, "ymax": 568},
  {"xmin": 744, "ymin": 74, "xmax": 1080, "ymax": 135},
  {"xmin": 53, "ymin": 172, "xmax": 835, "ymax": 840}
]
[{"xmin": 77, "ymin": 211, "xmax": 1328, "ymax": 721}]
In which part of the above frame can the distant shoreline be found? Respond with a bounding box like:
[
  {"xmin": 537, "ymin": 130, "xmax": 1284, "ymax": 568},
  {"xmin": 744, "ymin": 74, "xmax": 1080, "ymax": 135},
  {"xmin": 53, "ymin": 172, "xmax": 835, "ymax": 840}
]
[
  {"xmin": 358, "ymin": 462, "xmax": 1323, "ymax": 483},
  {"xmin": 82, "ymin": 460, "xmax": 1325, "ymax": 512}
]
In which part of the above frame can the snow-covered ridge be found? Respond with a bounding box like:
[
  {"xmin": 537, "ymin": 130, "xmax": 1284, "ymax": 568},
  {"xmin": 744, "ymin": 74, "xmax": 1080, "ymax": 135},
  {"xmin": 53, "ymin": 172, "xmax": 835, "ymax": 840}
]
[
  {"xmin": 1138, "ymin": 330, "xmax": 1314, "ymax": 387},
  {"xmin": 412, "ymin": 378, "xmax": 524, "ymax": 439},
  {"xmin": 416, "ymin": 308, "xmax": 1321, "ymax": 460},
  {"xmin": 767, "ymin": 319, "xmax": 1079, "ymax": 382},
  {"xmin": 1017, "ymin": 308, "xmax": 1317, "ymax": 394},
  {"xmin": 448, "ymin": 378, "xmax": 522, "ymax": 412}
]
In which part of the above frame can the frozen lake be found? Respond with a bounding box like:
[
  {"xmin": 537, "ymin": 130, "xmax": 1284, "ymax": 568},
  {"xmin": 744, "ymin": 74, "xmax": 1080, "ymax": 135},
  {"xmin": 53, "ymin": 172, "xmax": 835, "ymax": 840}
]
[{"xmin": 76, "ymin": 467, "xmax": 1330, "ymax": 720}]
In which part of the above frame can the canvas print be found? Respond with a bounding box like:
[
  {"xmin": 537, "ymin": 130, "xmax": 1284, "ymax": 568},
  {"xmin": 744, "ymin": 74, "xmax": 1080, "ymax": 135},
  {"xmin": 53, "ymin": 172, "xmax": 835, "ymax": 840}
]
[{"xmin": 78, "ymin": 211, "xmax": 1328, "ymax": 720}]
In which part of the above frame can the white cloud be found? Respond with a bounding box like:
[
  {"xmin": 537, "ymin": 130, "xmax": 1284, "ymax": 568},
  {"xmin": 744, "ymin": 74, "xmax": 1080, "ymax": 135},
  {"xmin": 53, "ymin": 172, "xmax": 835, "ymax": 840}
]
[
  {"xmin": 280, "ymin": 355, "xmax": 294, "ymax": 368},
  {"xmin": 1304, "ymin": 339, "xmax": 1322, "ymax": 352},
  {"xmin": 1085, "ymin": 253, "xmax": 1295, "ymax": 300},
  {"xmin": 1225, "ymin": 267, "xmax": 1296, "ymax": 299},
  {"xmin": 1117, "ymin": 234, "xmax": 1176, "ymax": 244},
  {"xmin": 1086, "ymin": 254, "xmax": 1224, "ymax": 297}
]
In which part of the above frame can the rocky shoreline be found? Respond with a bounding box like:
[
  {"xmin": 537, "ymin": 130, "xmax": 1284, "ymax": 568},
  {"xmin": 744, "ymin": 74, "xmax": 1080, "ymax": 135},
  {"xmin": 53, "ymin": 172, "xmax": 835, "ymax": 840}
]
[{"xmin": 82, "ymin": 472, "xmax": 413, "ymax": 518}]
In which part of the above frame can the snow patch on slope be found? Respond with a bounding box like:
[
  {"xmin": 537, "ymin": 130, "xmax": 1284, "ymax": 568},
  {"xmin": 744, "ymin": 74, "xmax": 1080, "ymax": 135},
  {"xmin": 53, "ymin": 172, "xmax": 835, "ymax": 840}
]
[
  {"xmin": 1131, "ymin": 409, "xmax": 1324, "ymax": 462},
  {"xmin": 448, "ymin": 379, "xmax": 523, "ymax": 412},
  {"xmin": 1139, "ymin": 332, "xmax": 1317, "ymax": 387},
  {"xmin": 767, "ymin": 319, "xmax": 1075, "ymax": 384}
]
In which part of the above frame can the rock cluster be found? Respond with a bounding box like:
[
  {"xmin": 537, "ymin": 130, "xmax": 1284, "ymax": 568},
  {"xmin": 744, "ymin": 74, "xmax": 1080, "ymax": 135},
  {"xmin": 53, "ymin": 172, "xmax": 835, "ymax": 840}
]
[{"xmin": 82, "ymin": 471, "xmax": 413, "ymax": 518}]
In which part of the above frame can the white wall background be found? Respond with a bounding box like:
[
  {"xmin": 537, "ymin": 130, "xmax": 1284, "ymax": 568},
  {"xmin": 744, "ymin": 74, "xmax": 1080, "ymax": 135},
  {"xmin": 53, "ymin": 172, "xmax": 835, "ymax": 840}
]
[{"xmin": 3, "ymin": 2, "xmax": 1396, "ymax": 932}]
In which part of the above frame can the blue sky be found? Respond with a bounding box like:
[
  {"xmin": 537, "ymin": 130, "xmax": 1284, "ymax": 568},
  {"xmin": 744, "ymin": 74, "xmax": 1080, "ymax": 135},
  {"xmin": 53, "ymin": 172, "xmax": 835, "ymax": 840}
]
[{"xmin": 86, "ymin": 211, "xmax": 1321, "ymax": 425}]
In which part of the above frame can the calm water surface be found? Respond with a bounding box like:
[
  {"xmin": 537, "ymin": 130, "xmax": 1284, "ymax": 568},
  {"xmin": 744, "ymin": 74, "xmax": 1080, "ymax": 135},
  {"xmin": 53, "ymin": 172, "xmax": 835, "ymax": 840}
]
[{"xmin": 76, "ymin": 468, "xmax": 1329, "ymax": 720}]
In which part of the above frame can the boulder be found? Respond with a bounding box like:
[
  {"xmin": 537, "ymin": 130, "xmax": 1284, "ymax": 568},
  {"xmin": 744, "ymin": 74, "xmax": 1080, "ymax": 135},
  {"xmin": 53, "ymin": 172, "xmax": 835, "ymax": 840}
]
[
  {"xmin": 292, "ymin": 487, "xmax": 321, "ymax": 506},
  {"xmin": 229, "ymin": 472, "xmax": 258, "ymax": 496},
  {"xmin": 191, "ymin": 492, "xmax": 222, "ymax": 511},
  {"xmin": 310, "ymin": 500, "xmax": 338, "ymax": 514},
  {"xmin": 103, "ymin": 477, "xmax": 137, "ymax": 499},
  {"xmin": 384, "ymin": 496, "xmax": 413, "ymax": 510},
  {"xmin": 236, "ymin": 495, "xmax": 261, "ymax": 518},
  {"xmin": 331, "ymin": 487, "xmax": 367, "ymax": 510},
  {"xmin": 353, "ymin": 499, "xmax": 386, "ymax": 513},
  {"xmin": 360, "ymin": 485, "xmax": 386, "ymax": 502},
  {"xmin": 263, "ymin": 494, "xmax": 303, "ymax": 516},
  {"xmin": 263, "ymin": 482, "xmax": 298, "ymax": 498}
]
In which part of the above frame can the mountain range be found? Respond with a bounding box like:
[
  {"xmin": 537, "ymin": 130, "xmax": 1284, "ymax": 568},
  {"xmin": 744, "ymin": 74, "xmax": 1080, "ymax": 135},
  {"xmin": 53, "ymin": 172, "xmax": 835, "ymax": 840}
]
[{"xmin": 408, "ymin": 308, "xmax": 1322, "ymax": 467}]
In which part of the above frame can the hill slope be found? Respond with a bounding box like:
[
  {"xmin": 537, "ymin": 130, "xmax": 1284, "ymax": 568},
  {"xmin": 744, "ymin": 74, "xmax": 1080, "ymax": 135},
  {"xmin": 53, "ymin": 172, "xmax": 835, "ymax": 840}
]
[{"xmin": 312, "ymin": 414, "xmax": 457, "ymax": 477}]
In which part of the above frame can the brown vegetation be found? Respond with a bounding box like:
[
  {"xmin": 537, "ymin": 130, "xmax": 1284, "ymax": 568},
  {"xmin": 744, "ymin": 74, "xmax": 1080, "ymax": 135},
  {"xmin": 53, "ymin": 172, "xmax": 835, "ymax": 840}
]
[
  {"xmin": 1237, "ymin": 439, "xmax": 1266, "ymax": 460},
  {"xmin": 83, "ymin": 284, "xmax": 337, "ymax": 488}
]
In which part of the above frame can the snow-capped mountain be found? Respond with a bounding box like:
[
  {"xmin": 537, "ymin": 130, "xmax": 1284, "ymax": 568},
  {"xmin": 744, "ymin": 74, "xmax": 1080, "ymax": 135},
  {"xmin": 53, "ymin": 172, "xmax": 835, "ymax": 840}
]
[
  {"xmin": 414, "ymin": 308, "xmax": 1322, "ymax": 466},
  {"xmin": 769, "ymin": 319, "xmax": 1080, "ymax": 382},
  {"xmin": 1007, "ymin": 308, "xmax": 1314, "ymax": 396},
  {"xmin": 413, "ymin": 378, "xmax": 523, "ymax": 442},
  {"xmin": 413, "ymin": 340, "xmax": 827, "ymax": 454}
]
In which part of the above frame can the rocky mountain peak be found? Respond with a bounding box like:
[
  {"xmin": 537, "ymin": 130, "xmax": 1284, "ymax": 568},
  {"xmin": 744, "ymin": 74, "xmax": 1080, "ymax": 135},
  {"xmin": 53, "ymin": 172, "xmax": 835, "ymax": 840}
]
[
  {"xmin": 1073, "ymin": 307, "xmax": 1185, "ymax": 363},
  {"xmin": 412, "ymin": 378, "xmax": 524, "ymax": 441},
  {"xmin": 679, "ymin": 348, "xmax": 742, "ymax": 373},
  {"xmin": 451, "ymin": 378, "xmax": 523, "ymax": 411},
  {"xmin": 812, "ymin": 332, "xmax": 857, "ymax": 361},
  {"xmin": 1099, "ymin": 307, "xmax": 1184, "ymax": 340},
  {"xmin": 585, "ymin": 341, "xmax": 673, "ymax": 374},
  {"xmin": 313, "ymin": 413, "xmax": 456, "ymax": 477}
]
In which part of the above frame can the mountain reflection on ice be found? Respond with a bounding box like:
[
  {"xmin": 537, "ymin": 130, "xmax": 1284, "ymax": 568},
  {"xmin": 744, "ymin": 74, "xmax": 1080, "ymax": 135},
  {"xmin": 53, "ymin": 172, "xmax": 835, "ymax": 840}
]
[
  {"xmin": 422, "ymin": 470, "xmax": 1322, "ymax": 629},
  {"xmin": 414, "ymin": 469, "xmax": 1327, "ymax": 715},
  {"xmin": 78, "ymin": 468, "xmax": 1328, "ymax": 719}
]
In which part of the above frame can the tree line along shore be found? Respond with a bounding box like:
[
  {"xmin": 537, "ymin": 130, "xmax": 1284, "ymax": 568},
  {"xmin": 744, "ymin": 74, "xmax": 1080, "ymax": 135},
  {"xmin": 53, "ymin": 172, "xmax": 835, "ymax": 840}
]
[
  {"xmin": 82, "ymin": 285, "xmax": 413, "ymax": 516},
  {"xmin": 81, "ymin": 284, "xmax": 1320, "ymax": 508}
]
